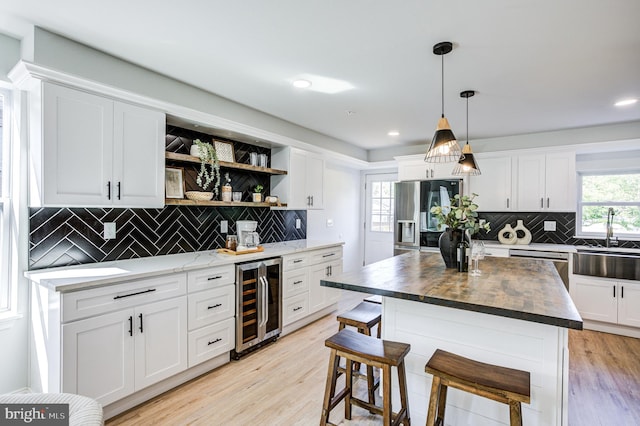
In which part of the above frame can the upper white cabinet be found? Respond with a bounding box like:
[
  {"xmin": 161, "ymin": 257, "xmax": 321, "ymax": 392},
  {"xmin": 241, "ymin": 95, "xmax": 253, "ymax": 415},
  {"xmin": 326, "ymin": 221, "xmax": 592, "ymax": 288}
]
[
  {"xmin": 468, "ymin": 154, "xmax": 514, "ymax": 211},
  {"xmin": 396, "ymin": 155, "xmax": 457, "ymax": 181},
  {"xmin": 516, "ymin": 152, "xmax": 576, "ymax": 211},
  {"xmin": 36, "ymin": 82, "xmax": 165, "ymax": 207},
  {"xmin": 271, "ymin": 146, "xmax": 324, "ymax": 209}
]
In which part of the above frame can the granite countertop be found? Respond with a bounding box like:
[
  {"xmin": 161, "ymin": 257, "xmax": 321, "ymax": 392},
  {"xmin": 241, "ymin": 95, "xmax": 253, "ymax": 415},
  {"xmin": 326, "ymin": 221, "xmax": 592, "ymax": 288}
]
[
  {"xmin": 321, "ymin": 251, "xmax": 583, "ymax": 330},
  {"xmin": 26, "ymin": 239, "xmax": 343, "ymax": 293}
]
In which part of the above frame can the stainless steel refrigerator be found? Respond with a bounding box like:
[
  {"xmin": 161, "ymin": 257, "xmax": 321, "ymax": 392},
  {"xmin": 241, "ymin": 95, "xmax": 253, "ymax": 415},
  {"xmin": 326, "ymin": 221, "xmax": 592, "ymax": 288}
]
[{"xmin": 394, "ymin": 179, "xmax": 463, "ymax": 252}]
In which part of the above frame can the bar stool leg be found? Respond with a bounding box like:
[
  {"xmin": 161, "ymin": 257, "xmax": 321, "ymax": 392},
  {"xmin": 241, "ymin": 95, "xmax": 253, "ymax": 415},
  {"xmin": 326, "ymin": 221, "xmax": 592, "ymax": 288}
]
[
  {"xmin": 397, "ymin": 360, "xmax": 410, "ymax": 425},
  {"xmin": 345, "ymin": 359, "xmax": 354, "ymax": 420},
  {"xmin": 426, "ymin": 376, "xmax": 440, "ymax": 426},
  {"xmin": 321, "ymin": 350, "xmax": 340, "ymax": 426},
  {"xmin": 382, "ymin": 364, "xmax": 392, "ymax": 426},
  {"xmin": 436, "ymin": 381, "xmax": 447, "ymax": 425},
  {"xmin": 509, "ymin": 401, "xmax": 523, "ymax": 426}
]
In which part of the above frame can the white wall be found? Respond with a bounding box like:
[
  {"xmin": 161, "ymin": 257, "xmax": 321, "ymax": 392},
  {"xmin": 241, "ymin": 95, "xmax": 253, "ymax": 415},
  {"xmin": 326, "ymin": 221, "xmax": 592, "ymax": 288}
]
[
  {"xmin": 307, "ymin": 162, "xmax": 362, "ymax": 272},
  {"xmin": 0, "ymin": 33, "xmax": 29, "ymax": 393}
]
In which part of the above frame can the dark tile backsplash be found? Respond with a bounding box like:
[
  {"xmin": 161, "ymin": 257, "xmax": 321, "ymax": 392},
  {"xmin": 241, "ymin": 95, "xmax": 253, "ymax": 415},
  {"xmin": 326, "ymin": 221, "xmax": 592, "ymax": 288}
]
[
  {"xmin": 477, "ymin": 212, "xmax": 640, "ymax": 249},
  {"xmin": 29, "ymin": 206, "xmax": 306, "ymax": 270}
]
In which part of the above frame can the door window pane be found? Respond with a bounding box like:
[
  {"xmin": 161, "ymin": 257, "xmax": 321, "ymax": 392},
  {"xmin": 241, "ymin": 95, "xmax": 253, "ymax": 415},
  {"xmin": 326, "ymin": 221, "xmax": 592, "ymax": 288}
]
[{"xmin": 370, "ymin": 180, "xmax": 394, "ymax": 232}]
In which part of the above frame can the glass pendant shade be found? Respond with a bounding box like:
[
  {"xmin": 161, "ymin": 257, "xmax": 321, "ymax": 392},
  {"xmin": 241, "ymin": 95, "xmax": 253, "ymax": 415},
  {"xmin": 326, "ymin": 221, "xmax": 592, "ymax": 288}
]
[
  {"xmin": 425, "ymin": 116, "xmax": 462, "ymax": 162},
  {"xmin": 452, "ymin": 142, "xmax": 481, "ymax": 176}
]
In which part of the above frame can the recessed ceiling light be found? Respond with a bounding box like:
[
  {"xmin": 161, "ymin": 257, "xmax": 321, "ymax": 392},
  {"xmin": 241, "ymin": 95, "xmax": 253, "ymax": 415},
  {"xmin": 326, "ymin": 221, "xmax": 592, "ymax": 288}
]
[
  {"xmin": 388, "ymin": 130, "xmax": 400, "ymax": 136},
  {"xmin": 615, "ymin": 98, "xmax": 638, "ymax": 107},
  {"xmin": 293, "ymin": 79, "xmax": 312, "ymax": 89}
]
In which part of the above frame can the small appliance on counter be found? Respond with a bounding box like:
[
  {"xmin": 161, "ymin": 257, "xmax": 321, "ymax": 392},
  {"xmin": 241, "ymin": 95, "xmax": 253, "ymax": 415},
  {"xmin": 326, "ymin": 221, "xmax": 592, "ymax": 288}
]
[{"xmin": 236, "ymin": 220, "xmax": 260, "ymax": 251}]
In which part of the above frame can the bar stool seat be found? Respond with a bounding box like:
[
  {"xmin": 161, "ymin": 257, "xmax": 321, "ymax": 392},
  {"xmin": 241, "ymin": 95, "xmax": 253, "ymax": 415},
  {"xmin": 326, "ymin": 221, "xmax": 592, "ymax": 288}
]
[
  {"xmin": 425, "ymin": 349, "xmax": 531, "ymax": 426},
  {"xmin": 321, "ymin": 329, "xmax": 411, "ymax": 426},
  {"xmin": 363, "ymin": 294, "xmax": 383, "ymax": 304},
  {"xmin": 337, "ymin": 301, "xmax": 382, "ymax": 338}
]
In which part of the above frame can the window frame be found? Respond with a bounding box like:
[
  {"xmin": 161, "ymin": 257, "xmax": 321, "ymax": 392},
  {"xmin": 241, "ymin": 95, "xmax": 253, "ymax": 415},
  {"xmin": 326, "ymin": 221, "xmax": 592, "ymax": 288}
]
[
  {"xmin": 0, "ymin": 87, "xmax": 14, "ymax": 318},
  {"xmin": 576, "ymin": 170, "xmax": 640, "ymax": 240},
  {"xmin": 369, "ymin": 179, "xmax": 395, "ymax": 233}
]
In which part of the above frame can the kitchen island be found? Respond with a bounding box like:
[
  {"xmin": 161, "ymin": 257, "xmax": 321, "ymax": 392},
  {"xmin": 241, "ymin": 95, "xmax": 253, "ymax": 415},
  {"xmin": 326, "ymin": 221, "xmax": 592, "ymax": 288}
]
[{"xmin": 321, "ymin": 251, "xmax": 582, "ymax": 426}]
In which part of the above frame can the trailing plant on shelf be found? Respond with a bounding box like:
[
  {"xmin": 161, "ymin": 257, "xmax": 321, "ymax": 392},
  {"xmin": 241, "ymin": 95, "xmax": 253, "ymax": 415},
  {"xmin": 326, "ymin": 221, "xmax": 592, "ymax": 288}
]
[{"xmin": 192, "ymin": 139, "xmax": 221, "ymax": 197}]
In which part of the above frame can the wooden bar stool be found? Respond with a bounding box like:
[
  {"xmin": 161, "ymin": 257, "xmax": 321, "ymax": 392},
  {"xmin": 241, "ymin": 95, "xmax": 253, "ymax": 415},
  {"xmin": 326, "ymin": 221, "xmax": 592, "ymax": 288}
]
[
  {"xmin": 337, "ymin": 301, "xmax": 382, "ymax": 338},
  {"xmin": 364, "ymin": 294, "xmax": 383, "ymax": 304},
  {"xmin": 425, "ymin": 349, "xmax": 531, "ymax": 426},
  {"xmin": 321, "ymin": 329, "xmax": 411, "ymax": 426}
]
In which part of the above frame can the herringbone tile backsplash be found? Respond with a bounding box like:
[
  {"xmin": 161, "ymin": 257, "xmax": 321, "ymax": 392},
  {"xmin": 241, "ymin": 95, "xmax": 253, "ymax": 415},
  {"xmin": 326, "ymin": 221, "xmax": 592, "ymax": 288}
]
[
  {"xmin": 29, "ymin": 207, "xmax": 306, "ymax": 270},
  {"xmin": 477, "ymin": 212, "xmax": 640, "ymax": 249}
]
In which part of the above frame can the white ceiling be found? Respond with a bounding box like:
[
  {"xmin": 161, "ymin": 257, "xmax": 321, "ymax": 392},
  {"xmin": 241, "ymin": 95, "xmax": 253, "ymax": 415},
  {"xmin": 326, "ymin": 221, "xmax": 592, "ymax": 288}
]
[{"xmin": 1, "ymin": 0, "xmax": 639, "ymax": 153}]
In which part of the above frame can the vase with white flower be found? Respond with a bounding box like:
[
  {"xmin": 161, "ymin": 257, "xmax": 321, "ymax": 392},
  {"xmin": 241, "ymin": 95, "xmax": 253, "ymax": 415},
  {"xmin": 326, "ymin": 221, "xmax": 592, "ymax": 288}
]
[{"xmin": 430, "ymin": 193, "xmax": 491, "ymax": 268}]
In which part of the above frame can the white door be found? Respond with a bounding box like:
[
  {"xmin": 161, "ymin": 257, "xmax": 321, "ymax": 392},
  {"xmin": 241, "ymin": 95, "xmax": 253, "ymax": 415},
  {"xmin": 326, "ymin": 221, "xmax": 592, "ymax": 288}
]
[
  {"xmin": 517, "ymin": 154, "xmax": 546, "ymax": 211},
  {"xmin": 43, "ymin": 82, "xmax": 113, "ymax": 206},
  {"xmin": 306, "ymin": 154, "xmax": 324, "ymax": 209},
  {"xmin": 544, "ymin": 151, "xmax": 576, "ymax": 211},
  {"xmin": 62, "ymin": 309, "xmax": 134, "ymax": 406},
  {"xmin": 468, "ymin": 155, "xmax": 513, "ymax": 211},
  {"xmin": 618, "ymin": 282, "xmax": 640, "ymax": 327},
  {"xmin": 308, "ymin": 262, "xmax": 330, "ymax": 313},
  {"xmin": 289, "ymin": 149, "xmax": 308, "ymax": 209},
  {"xmin": 134, "ymin": 297, "xmax": 188, "ymax": 390},
  {"xmin": 113, "ymin": 101, "xmax": 165, "ymax": 208},
  {"xmin": 364, "ymin": 173, "xmax": 397, "ymax": 265}
]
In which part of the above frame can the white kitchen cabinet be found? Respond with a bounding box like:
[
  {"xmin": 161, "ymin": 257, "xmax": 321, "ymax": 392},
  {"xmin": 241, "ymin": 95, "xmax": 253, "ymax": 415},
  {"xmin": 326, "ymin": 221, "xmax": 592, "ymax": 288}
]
[
  {"xmin": 37, "ymin": 82, "xmax": 164, "ymax": 207},
  {"xmin": 62, "ymin": 296, "xmax": 187, "ymax": 406},
  {"xmin": 516, "ymin": 151, "xmax": 575, "ymax": 211},
  {"xmin": 309, "ymin": 257, "xmax": 342, "ymax": 313},
  {"xmin": 468, "ymin": 154, "xmax": 514, "ymax": 211},
  {"xmin": 395, "ymin": 154, "xmax": 457, "ymax": 181},
  {"xmin": 270, "ymin": 146, "xmax": 324, "ymax": 209},
  {"xmin": 570, "ymin": 275, "xmax": 640, "ymax": 327}
]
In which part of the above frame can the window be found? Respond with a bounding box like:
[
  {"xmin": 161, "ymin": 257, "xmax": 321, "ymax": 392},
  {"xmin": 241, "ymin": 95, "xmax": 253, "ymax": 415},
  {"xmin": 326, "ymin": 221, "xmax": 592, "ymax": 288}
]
[
  {"xmin": 0, "ymin": 88, "xmax": 12, "ymax": 316},
  {"xmin": 577, "ymin": 172, "xmax": 640, "ymax": 238},
  {"xmin": 370, "ymin": 180, "xmax": 394, "ymax": 232}
]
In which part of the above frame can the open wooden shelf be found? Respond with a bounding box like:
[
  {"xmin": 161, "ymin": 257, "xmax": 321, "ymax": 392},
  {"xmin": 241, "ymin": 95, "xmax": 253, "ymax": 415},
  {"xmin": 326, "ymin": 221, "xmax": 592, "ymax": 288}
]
[
  {"xmin": 164, "ymin": 198, "xmax": 286, "ymax": 208},
  {"xmin": 165, "ymin": 152, "xmax": 287, "ymax": 175}
]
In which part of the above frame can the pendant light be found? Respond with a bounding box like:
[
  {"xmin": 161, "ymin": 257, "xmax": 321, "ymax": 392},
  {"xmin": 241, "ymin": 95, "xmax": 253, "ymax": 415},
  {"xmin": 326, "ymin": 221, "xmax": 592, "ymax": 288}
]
[
  {"xmin": 452, "ymin": 90, "xmax": 481, "ymax": 176},
  {"xmin": 425, "ymin": 41, "xmax": 462, "ymax": 163}
]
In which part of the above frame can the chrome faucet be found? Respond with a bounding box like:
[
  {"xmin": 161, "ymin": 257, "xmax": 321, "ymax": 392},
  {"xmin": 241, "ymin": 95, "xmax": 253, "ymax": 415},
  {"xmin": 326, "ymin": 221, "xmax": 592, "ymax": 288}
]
[{"xmin": 605, "ymin": 208, "xmax": 618, "ymax": 248}]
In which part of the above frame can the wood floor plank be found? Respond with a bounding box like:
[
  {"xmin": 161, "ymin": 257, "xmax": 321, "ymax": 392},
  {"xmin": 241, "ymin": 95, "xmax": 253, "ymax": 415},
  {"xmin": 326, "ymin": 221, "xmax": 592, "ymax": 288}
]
[{"xmin": 107, "ymin": 291, "xmax": 640, "ymax": 426}]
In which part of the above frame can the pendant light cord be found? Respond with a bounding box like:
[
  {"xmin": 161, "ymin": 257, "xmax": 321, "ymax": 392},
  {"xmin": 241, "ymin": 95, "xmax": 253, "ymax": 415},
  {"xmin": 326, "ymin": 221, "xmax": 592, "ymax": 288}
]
[
  {"xmin": 466, "ymin": 94, "xmax": 469, "ymax": 144},
  {"xmin": 441, "ymin": 53, "xmax": 445, "ymax": 118}
]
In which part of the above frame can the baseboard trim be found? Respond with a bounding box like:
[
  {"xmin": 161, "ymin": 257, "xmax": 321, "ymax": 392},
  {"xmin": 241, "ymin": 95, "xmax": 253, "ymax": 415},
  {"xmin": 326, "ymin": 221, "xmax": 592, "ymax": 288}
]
[
  {"xmin": 281, "ymin": 303, "xmax": 337, "ymax": 336},
  {"xmin": 582, "ymin": 320, "xmax": 640, "ymax": 338}
]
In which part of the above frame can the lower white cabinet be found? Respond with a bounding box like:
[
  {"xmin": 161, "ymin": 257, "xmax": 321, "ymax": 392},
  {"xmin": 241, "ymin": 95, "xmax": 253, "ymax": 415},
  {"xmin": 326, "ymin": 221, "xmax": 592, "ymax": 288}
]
[
  {"xmin": 571, "ymin": 275, "xmax": 640, "ymax": 327},
  {"xmin": 62, "ymin": 296, "xmax": 187, "ymax": 406},
  {"xmin": 309, "ymin": 259, "xmax": 342, "ymax": 313}
]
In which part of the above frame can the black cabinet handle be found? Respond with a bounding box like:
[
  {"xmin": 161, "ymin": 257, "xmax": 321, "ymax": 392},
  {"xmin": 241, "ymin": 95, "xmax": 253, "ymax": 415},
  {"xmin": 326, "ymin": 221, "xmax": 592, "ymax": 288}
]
[
  {"xmin": 207, "ymin": 275, "xmax": 223, "ymax": 281},
  {"xmin": 117, "ymin": 182, "xmax": 121, "ymax": 200},
  {"xmin": 114, "ymin": 288, "xmax": 156, "ymax": 300},
  {"xmin": 207, "ymin": 338, "xmax": 222, "ymax": 346},
  {"xmin": 139, "ymin": 313, "xmax": 144, "ymax": 333},
  {"xmin": 621, "ymin": 286, "xmax": 624, "ymax": 299},
  {"xmin": 128, "ymin": 316, "xmax": 133, "ymax": 337},
  {"xmin": 293, "ymin": 259, "xmax": 303, "ymax": 264},
  {"xmin": 322, "ymin": 253, "xmax": 335, "ymax": 258},
  {"xmin": 613, "ymin": 286, "xmax": 616, "ymax": 298},
  {"xmin": 547, "ymin": 197, "xmax": 550, "ymax": 208},
  {"xmin": 207, "ymin": 303, "xmax": 222, "ymax": 310},
  {"xmin": 107, "ymin": 181, "xmax": 111, "ymax": 200},
  {"xmin": 293, "ymin": 280, "xmax": 303, "ymax": 285},
  {"xmin": 293, "ymin": 306, "xmax": 302, "ymax": 312}
]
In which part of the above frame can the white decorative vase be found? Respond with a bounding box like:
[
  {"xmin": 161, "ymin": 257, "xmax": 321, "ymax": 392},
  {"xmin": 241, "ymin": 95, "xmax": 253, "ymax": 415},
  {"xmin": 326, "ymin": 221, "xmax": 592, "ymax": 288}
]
[
  {"xmin": 252, "ymin": 193, "xmax": 262, "ymax": 203},
  {"xmin": 498, "ymin": 224, "xmax": 518, "ymax": 245},
  {"xmin": 513, "ymin": 219, "xmax": 532, "ymax": 245}
]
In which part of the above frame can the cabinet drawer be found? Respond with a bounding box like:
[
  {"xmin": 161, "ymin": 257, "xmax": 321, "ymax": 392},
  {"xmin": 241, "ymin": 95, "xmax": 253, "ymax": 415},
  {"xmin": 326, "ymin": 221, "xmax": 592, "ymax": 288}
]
[
  {"xmin": 283, "ymin": 270, "xmax": 309, "ymax": 298},
  {"xmin": 282, "ymin": 253, "xmax": 309, "ymax": 271},
  {"xmin": 62, "ymin": 273, "xmax": 187, "ymax": 323},
  {"xmin": 187, "ymin": 265, "xmax": 235, "ymax": 293},
  {"xmin": 283, "ymin": 293, "xmax": 309, "ymax": 326},
  {"xmin": 188, "ymin": 317, "xmax": 235, "ymax": 367},
  {"xmin": 187, "ymin": 285, "xmax": 235, "ymax": 330},
  {"xmin": 309, "ymin": 246, "xmax": 343, "ymax": 265}
]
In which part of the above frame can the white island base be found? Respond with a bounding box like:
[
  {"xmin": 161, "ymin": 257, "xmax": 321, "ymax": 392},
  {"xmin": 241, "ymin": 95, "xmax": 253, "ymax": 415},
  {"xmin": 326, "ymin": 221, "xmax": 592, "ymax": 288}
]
[{"xmin": 382, "ymin": 297, "xmax": 569, "ymax": 426}]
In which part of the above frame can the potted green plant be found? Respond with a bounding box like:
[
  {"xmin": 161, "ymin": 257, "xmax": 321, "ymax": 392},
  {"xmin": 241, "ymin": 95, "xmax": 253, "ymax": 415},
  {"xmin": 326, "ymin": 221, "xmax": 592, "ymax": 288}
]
[
  {"xmin": 431, "ymin": 193, "xmax": 491, "ymax": 268},
  {"xmin": 252, "ymin": 184, "xmax": 264, "ymax": 203},
  {"xmin": 186, "ymin": 139, "xmax": 221, "ymax": 201}
]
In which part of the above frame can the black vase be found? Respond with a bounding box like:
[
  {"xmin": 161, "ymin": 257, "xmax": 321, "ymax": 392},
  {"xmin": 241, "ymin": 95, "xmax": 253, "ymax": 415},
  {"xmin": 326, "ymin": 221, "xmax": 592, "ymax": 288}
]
[{"xmin": 439, "ymin": 228, "xmax": 464, "ymax": 268}]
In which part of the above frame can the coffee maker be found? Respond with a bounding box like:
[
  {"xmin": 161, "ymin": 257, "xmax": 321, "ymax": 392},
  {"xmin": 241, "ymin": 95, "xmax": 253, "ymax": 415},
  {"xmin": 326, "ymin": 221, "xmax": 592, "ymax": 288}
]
[{"xmin": 236, "ymin": 220, "xmax": 260, "ymax": 250}]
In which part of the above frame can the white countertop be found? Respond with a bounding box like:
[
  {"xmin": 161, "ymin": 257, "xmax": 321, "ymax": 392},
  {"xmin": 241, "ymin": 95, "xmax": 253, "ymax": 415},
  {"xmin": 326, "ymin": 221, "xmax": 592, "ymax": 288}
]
[{"xmin": 25, "ymin": 239, "xmax": 344, "ymax": 293}]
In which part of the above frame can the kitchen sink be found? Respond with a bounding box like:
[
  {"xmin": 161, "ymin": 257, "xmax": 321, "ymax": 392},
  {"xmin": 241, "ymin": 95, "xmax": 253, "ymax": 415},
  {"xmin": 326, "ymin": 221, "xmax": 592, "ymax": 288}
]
[{"xmin": 573, "ymin": 249, "xmax": 640, "ymax": 280}]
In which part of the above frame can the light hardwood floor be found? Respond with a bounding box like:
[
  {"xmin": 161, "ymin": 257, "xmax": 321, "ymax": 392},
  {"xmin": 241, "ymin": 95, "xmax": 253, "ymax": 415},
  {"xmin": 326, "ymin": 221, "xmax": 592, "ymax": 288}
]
[{"xmin": 107, "ymin": 291, "xmax": 640, "ymax": 425}]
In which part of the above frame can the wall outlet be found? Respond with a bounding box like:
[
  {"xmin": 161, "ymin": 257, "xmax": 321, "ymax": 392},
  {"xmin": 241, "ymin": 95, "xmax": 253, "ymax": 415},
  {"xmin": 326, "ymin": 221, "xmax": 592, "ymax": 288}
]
[
  {"xmin": 296, "ymin": 219, "xmax": 301, "ymax": 229},
  {"xmin": 544, "ymin": 221, "xmax": 557, "ymax": 231},
  {"xmin": 220, "ymin": 220, "xmax": 228, "ymax": 233},
  {"xmin": 326, "ymin": 219, "xmax": 334, "ymax": 228},
  {"xmin": 104, "ymin": 222, "xmax": 116, "ymax": 239}
]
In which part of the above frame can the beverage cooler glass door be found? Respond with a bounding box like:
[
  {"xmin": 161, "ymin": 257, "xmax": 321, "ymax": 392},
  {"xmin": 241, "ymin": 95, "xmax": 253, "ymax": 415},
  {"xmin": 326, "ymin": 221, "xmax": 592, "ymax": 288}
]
[{"xmin": 262, "ymin": 258, "xmax": 282, "ymax": 341}]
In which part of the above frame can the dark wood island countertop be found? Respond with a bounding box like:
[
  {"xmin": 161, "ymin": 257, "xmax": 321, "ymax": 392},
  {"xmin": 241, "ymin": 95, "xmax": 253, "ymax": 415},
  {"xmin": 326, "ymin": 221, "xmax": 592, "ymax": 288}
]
[{"xmin": 322, "ymin": 251, "xmax": 583, "ymax": 330}]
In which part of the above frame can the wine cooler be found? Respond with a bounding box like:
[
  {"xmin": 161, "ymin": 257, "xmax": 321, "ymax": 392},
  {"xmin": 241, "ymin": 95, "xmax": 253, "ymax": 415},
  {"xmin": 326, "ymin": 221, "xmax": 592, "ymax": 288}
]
[{"xmin": 233, "ymin": 257, "xmax": 282, "ymax": 358}]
